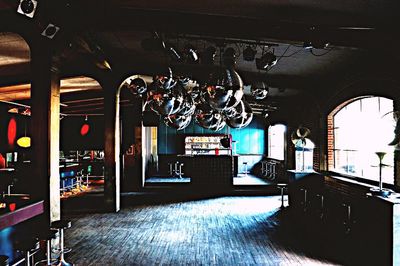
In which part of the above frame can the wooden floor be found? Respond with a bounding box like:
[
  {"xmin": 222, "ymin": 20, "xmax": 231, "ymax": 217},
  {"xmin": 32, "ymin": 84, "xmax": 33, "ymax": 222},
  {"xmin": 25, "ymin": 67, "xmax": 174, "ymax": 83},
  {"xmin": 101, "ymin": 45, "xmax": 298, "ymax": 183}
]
[
  {"xmin": 64, "ymin": 196, "xmax": 342, "ymax": 265},
  {"xmin": 233, "ymin": 173, "xmax": 272, "ymax": 185}
]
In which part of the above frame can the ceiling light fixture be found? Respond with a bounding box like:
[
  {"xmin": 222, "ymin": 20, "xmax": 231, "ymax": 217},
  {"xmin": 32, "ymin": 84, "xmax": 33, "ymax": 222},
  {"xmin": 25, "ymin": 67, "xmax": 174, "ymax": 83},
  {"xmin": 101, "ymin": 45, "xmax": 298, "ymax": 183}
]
[
  {"xmin": 303, "ymin": 40, "xmax": 329, "ymax": 49},
  {"xmin": 243, "ymin": 46, "xmax": 257, "ymax": 61},
  {"xmin": 41, "ymin": 23, "xmax": 60, "ymax": 39},
  {"xmin": 223, "ymin": 47, "xmax": 236, "ymax": 67},
  {"xmin": 255, "ymin": 51, "xmax": 277, "ymax": 70},
  {"xmin": 17, "ymin": 0, "xmax": 38, "ymax": 18},
  {"xmin": 164, "ymin": 43, "xmax": 181, "ymax": 62},
  {"xmin": 201, "ymin": 46, "xmax": 217, "ymax": 65},
  {"xmin": 184, "ymin": 45, "xmax": 199, "ymax": 63},
  {"xmin": 141, "ymin": 32, "xmax": 165, "ymax": 51}
]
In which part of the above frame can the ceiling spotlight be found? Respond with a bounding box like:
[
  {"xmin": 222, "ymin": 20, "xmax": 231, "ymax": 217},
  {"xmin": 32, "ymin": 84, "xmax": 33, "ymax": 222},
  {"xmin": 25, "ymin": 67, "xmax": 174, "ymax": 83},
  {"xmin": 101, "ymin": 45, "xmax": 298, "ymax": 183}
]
[
  {"xmin": 255, "ymin": 51, "xmax": 277, "ymax": 70},
  {"xmin": 141, "ymin": 33, "xmax": 165, "ymax": 51},
  {"xmin": 243, "ymin": 46, "xmax": 257, "ymax": 61},
  {"xmin": 17, "ymin": 0, "xmax": 38, "ymax": 18},
  {"xmin": 223, "ymin": 47, "xmax": 236, "ymax": 67},
  {"xmin": 164, "ymin": 43, "xmax": 181, "ymax": 62},
  {"xmin": 303, "ymin": 40, "xmax": 329, "ymax": 49},
  {"xmin": 41, "ymin": 23, "xmax": 60, "ymax": 39},
  {"xmin": 184, "ymin": 45, "xmax": 199, "ymax": 63},
  {"xmin": 201, "ymin": 46, "xmax": 217, "ymax": 65}
]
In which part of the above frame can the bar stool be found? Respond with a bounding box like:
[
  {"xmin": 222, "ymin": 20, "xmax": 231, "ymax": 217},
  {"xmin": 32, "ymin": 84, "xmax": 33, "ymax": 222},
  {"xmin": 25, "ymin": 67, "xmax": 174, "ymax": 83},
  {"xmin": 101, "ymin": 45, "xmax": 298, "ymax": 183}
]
[
  {"xmin": 266, "ymin": 161, "xmax": 277, "ymax": 180},
  {"xmin": 0, "ymin": 255, "xmax": 9, "ymax": 266},
  {"xmin": 242, "ymin": 162, "xmax": 248, "ymax": 176},
  {"xmin": 35, "ymin": 229, "xmax": 58, "ymax": 266},
  {"xmin": 50, "ymin": 220, "xmax": 73, "ymax": 266},
  {"xmin": 261, "ymin": 161, "xmax": 268, "ymax": 176},
  {"xmin": 168, "ymin": 163, "xmax": 174, "ymax": 176},
  {"xmin": 342, "ymin": 202, "xmax": 355, "ymax": 234},
  {"xmin": 277, "ymin": 183, "xmax": 288, "ymax": 208},
  {"xmin": 14, "ymin": 238, "xmax": 40, "ymax": 266},
  {"xmin": 299, "ymin": 188, "xmax": 308, "ymax": 213},
  {"xmin": 315, "ymin": 193, "xmax": 325, "ymax": 220},
  {"xmin": 174, "ymin": 162, "xmax": 184, "ymax": 178}
]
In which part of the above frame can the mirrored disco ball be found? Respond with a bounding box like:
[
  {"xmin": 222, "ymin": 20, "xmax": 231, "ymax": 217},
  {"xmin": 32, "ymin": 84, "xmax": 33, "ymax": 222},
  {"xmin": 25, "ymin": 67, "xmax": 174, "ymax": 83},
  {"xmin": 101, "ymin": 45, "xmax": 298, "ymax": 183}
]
[
  {"xmin": 178, "ymin": 95, "xmax": 196, "ymax": 117},
  {"xmin": 195, "ymin": 104, "xmax": 226, "ymax": 131},
  {"xmin": 188, "ymin": 86, "xmax": 202, "ymax": 103},
  {"xmin": 148, "ymin": 82, "xmax": 184, "ymax": 116},
  {"xmin": 127, "ymin": 77, "xmax": 147, "ymax": 95},
  {"xmin": 156, "ymin": 67, "xmax": 176, "ymax": 90},
  {"xmin": 164, "ymin": 114, "xmax": 192, "ymax": 130},
  {"xmin": 251, "ymin": 86, "xmax": 268, "ymax": 100},
  {"xmin": 226, "ymin": 100, "xmax": 253, "ymax": 129},
  {"xmin": 202, "ymin": 68, "xmax": 244, "ymax": 111}
]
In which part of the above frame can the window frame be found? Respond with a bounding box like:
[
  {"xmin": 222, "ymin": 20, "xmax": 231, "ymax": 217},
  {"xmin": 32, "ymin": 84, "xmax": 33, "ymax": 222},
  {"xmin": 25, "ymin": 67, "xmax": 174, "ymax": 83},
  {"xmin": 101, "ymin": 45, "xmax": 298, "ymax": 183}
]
[
  {"xmin": 267, "ymin": 124, "xmax": 286, "ymax": 161},
  {"xmin": 328, "ymin": 96, "xmax": 395, "ymax": 185}
]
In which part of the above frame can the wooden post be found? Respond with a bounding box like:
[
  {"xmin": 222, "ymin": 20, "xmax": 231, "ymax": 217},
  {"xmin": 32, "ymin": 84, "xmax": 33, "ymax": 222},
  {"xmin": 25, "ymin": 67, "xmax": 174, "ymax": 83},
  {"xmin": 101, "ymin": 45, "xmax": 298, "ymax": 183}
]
[
  {"xmin": 103, "ymin": 81, "xmax": 120, "ymax": 212},
  {"xmin": 30, "ymin": 40, "xmax": 61, "ymax": 223}
]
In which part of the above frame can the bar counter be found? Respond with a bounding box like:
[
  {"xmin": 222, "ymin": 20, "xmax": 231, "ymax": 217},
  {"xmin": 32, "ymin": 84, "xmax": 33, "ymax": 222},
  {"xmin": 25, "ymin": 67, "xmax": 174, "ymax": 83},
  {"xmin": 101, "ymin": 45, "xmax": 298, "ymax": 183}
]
[
  {"xmin": 287, "ymin": 171, "xmax": 400, "ymax": 265},
  {"xmin": 0, "ymin": 200, "xmax": 44, "ymax": 230},
  {"xmin": 180, "ymin": 155, "xmax": 234, "ymax": 190}
]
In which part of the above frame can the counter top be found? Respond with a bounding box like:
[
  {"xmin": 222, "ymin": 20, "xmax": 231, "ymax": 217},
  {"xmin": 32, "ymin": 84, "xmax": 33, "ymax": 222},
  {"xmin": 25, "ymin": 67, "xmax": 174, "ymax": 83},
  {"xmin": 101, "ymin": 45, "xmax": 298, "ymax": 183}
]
[{"xmin": 0, "ymin": 200, "xmax": 44, "ymax": 230}]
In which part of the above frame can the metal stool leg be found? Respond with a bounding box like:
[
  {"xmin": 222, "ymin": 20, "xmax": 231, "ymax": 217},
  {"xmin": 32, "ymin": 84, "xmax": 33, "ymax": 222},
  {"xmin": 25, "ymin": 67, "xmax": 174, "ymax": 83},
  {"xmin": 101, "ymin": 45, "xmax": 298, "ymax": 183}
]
[
  {"xmin": 300, "ymin": 188, "xmax": 308, "ymax": 212},
  {"xmin": 277, "ymin": 184, "xmax": 287, "ymax": 209},
  {"xmin": 55, "ymin": 228, "xmax": 72, "ymax": 266},
  {"xmin": 168, "ymin": 163, "xmax": 173, "ymax": 176}
]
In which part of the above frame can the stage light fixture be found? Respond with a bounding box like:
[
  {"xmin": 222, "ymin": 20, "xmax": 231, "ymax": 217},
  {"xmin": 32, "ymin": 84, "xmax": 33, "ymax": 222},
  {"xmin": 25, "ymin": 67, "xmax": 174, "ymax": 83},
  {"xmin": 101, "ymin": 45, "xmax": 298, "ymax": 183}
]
[
  {"xmin": 17, "ymin": 0, "xmax": 38, "ymax": 18},
  {"xmin": 255, "ymin": 51, "xmax": 277, "ymax": 70},
  {"xmin": 223, "ymin": 47, "xmax": 236, "ymax": 67},
  {"xmin": 303, "ymin": 40, "xmax": 329, "ymax": 49},
  {"xmin": 243, "ymin": 46, "xmax": 257, "ymax": 61},
  {"xmin": 185, "ymin": 45, "xmax": 199, "ymax": 63},
  {"xmin": 164, "ymin": 43, "xmax": 181, "ymax": 62},
  {"xmin": 41, "ymin": 23, "xmax": 60, "ymax": 39},
  {"xmin": 201, "ymin": 46, "xmax": 217, "ymax": 65}
]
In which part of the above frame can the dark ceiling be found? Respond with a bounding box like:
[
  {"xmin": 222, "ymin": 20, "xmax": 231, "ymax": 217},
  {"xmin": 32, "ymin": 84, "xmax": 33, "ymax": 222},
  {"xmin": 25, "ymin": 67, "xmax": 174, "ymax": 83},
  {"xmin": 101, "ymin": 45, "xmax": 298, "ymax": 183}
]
[{"xmin": 0, "ymin": 0, "xmax": 399, "ymax": 115}]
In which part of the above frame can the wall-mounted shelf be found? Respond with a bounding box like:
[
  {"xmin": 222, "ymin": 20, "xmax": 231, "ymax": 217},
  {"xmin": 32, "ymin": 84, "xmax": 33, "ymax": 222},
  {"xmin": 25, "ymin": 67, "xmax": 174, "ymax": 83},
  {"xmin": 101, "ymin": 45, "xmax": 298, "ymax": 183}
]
[{"xmin": 185, "ymin": 135, "xmax": 232, "ymax": 155}]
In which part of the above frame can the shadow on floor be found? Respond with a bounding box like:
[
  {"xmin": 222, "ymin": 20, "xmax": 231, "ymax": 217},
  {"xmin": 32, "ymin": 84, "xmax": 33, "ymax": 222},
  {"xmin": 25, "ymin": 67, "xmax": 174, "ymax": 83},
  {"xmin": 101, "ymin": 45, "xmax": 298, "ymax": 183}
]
[{"xmin": 264, "ymin": 209, "xmax": 387, "ymax": 266}]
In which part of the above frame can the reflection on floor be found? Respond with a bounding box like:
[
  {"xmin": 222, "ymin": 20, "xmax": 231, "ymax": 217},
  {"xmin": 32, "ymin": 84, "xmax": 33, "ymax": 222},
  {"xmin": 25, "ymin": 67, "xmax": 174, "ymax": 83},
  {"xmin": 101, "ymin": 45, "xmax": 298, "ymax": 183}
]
[
  {"xmin": 145, "ymin": 174, "xmax": 272, "ymax": 186},
  {"xmin": 233, "ymin": 173, "xmax": 272, "ymax": 185},
  {"xmin": 61, "ymin": 177, "xmax": 104, "ymax": 199},
  {"xmin": 64, "ymin": 196, "xmax": 340, "ymax": 265},
  {"xmin": 145, "ymin": 176, "xmax": 191, "ymax": 183}
]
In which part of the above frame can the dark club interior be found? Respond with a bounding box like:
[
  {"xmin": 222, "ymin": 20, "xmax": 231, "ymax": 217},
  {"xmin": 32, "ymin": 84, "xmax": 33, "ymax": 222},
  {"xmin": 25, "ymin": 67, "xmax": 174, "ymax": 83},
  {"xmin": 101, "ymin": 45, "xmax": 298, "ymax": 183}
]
[{"xmin": 1, "ymin": 0, "xmax": 400, "ymax": 265}]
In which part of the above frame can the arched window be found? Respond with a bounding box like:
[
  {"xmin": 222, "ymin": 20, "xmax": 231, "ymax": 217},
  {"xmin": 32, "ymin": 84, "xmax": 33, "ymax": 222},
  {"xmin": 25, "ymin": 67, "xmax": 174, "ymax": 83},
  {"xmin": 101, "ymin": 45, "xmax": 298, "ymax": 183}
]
[
  {"xmin": 268, "ymin": 124, "xmax": 286, "ymax": 160},
  {"xmin": 328, "ymin": 96, "xmax": 395, "ymax": 184}
]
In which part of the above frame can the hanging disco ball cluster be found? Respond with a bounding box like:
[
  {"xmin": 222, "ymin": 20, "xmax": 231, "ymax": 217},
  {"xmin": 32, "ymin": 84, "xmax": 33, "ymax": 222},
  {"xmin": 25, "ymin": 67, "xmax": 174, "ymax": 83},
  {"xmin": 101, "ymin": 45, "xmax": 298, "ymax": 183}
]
[{"xmin": 124, "ymin": 67, "xmax": 253, "ymax": 131}]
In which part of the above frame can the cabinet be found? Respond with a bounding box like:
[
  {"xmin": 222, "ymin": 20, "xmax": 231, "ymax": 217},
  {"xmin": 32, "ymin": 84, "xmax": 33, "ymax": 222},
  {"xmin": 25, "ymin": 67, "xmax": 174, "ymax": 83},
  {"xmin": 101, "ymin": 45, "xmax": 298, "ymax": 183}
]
[{"xmin": 185, "ymin": 135, "xmax": 232, "ymax": 155}]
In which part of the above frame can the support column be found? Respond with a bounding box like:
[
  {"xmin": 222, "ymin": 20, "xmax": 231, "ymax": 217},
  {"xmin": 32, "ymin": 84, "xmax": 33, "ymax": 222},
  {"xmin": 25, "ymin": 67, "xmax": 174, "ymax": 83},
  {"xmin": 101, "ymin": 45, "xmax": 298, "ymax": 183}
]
[
  {"xmin": 30, "ymin": 41, "xmax": 61, "ymax": 223},
  {"xmin": 103, "ymin": 83, "xmax": 120, "ymax": 212}
]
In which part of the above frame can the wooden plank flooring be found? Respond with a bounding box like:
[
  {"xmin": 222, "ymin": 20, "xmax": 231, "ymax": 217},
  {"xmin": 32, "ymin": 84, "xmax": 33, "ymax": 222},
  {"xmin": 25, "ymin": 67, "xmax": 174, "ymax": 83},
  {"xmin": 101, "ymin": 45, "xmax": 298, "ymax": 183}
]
[{"xmin": 64, "ymin": 196, "xmax": 341, "ymax": 265}]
